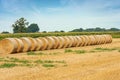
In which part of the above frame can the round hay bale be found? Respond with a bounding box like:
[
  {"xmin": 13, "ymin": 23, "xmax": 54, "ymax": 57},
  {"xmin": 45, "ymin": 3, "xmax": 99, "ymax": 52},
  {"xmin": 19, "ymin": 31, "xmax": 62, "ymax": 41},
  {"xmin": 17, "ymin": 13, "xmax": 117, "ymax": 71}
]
[
  {"xmin": 83, "ymin": 35, "xmax": 90, "ymax": 46},
  {"xmin": 51, "ymin": 36, "xmax": 60, "ymax": 49},
  {"xmin": 62, "ymin": 36, "xmax": 70, "ymax": 48},
  {"xmin": 75, "ymin": 36, "xmax": 83, "ymax": 47},
  {"xmin": 35, "ymin": 38, "xmax": 43, "ymax": 51},
  {"xmin": 27, "ymin": 37, "xmax": 37, "ymax": 51},
  {"xmin": 0, "ymin": 38, "xmax": 18, "ymax": 54},
  {"xmin": 45, "ymin": 37, "xmax": 55, "ymax": 50},
  {"xmin": 108, "ymin": 35, "xmax": 112, "ymax": 43},
  {"xmin": 20, "ymin": 37, "xmax": 32, "ymax": 52},
  {"xmin": 14, "ymin": 38, "xmax": 24, "ymax": 52},
  {"xmin": 57, "ymin": 37, "xmax": 65, "ymax": 49},
  {"xmin": 102, "ymin": 35, "xmax": 108, "ymax": 43},
  {"xmin": 38, "ymin": 37, "xmax": 49, "ymax": 50},
  {"xmin": 72, "ymin": 36, "xmax": 78, "ymax": 47},
  {"xmin": 93, "ymin": 35, "xmax": 99, "ymax": 45},
  {"xmin": 99, "ymin": 35, "xmax": 104, "ymax": 44},
  {"xmin": 94, "ymin": 35, "xmax": 101, "ymax": 45},
  {"xmin": 101, "ymin": 35, "xmax": 107, "ymax": 44},
  {"xmin": 99, "ymin": 35, "xmax": 105, "ymax": 44},
  {"xmin": 79, "ymin": 36, "xmax": 86, "ymax": 46},
  {"xmin": 104, "ymin": 35, "xmax": 110, "ymax": 43},
  {"xmin": 67, "ymin": 36, "xmax": 74, "ymax": 47},
  {"xmin": 88, "ymin": 35, "xmax": 96, "ymax": 45}
]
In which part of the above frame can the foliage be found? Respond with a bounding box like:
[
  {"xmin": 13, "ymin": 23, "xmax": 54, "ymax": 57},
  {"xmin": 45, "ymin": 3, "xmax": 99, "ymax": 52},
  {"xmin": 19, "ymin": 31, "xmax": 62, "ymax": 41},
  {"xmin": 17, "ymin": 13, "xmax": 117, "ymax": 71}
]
[
  {"xmin": 71, "ymin": 27, "xmax": 120, "ymax": 32},
  {"xmin": 1, "ymin": 31, "xmax": 9, "ymax": 34},
  {"xmin": 12, "ymin": 17, "xmax": 29, "ymax": 33},
  {"xmin": 0, "ymin": 63, "xmax": 17, "ymax": 68},
  {"xmin": 27, "ymin": 23, "xmax": 39, "ymax": 33}
]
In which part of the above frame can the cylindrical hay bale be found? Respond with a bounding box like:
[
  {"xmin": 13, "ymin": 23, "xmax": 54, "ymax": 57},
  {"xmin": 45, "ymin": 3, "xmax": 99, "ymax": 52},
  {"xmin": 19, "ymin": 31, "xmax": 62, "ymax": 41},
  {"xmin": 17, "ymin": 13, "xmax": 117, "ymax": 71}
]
[
  {"xmin": 94, "ymin": 35, "xmax": 101, "ymax": 45},
  {"xmin": 62, "ymin": 36, "xmax": 71, "ymax": 48},
  {"xmin": 102, "ymin": 35, "xmax": 108, "ymax": 43},
  {"xmin": 45, "ymin": 37, "xmax": 55, "ymax": 50},
  {"xmin": 88, "ymin": 35, "xmax": 96, "ymax": 45},
  {"xmin": 14, "ymin": 38, "xmax": 24, "ymax": 52},
  {"xmin": 108, "ymin": 35, "xmax": 112, "ymax": 43},
  {"xmin": 83, "ymin": 35, "xmax": 90, "ymax": 46},
  {"xmin": 57, "ymin": 37, "xmax": 65, "ymax": 49},
  {"xmin": 51, "ymin": 36, "xmax": 60, "ymax": 49},
  {"xmin": 20, "ymin": 37, "xmax": 32, "ymax": 52},
  {"xmin": 27, "ymin": 37, "xmax": 37, "ymax": 51},
  {"xmin": 35, "ymin": 38, "xmax": 43, "ymax": 51},
  {"xmin": 99, "ymin": 35, "xmax": 104, "ymax": 44},
  {"xmin": 101, "ymin": 35, "xmax": 106, "ymax": 44},
  {"xmin": 0, "ymin": 38, "xmax": 18, "ymax": 54},
  {"xmin": 93, "ymin": 35, "xmax": 99, "ymax": 45},
  {"xmin": 38, "ymin": 37, "xmax": 49, "ymax": 50},
  {"xmin": 67, "ymin": 36, "xmax": 74, "ymax": 47},
  {"xmin": 72, "ymin": 36, "xmax": 78, "ymax": 47},
  {"xmin": 79, "ymin": 36, "xmax": 86, "ymax": 46},
  {"xmin": 75, "ymin": 36, "xmax": 83, "ymax": 47}
]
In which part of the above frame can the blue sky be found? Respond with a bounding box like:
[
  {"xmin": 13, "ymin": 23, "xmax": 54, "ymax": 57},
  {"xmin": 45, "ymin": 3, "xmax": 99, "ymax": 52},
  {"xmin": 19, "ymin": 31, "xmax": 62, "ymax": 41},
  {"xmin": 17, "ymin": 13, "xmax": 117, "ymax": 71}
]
[{"xmin": 0, "ymin": 0, "xmax": 120, "ymax": 32}]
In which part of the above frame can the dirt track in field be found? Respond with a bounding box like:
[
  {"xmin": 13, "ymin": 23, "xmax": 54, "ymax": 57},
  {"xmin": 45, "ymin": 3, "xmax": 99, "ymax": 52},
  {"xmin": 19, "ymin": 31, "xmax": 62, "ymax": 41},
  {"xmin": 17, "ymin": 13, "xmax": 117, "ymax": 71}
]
[{"xmin": 0, "ymin": 39, "xmax": 120, "ymax": 80}]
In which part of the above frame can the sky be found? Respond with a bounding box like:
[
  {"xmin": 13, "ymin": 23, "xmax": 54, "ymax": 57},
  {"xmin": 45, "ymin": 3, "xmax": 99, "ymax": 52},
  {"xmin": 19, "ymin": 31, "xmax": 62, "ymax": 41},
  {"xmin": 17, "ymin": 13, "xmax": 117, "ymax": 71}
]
[{"xmin": 0, "ymin": 0, "xmax": 120, "ymax": 32}]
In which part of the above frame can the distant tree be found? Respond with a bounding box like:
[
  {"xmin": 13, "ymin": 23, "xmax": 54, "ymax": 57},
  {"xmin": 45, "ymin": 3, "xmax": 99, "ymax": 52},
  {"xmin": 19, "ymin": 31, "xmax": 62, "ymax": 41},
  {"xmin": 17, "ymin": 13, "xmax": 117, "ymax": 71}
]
[
  {"xmin": 12, "ymin": 17, "xmax": 29, "ymax": 33},
  {"xmin": 1, "ymin": 31, "xmax": 9, "ymax": 34},
  {"xmin": 60, "ymin": 30, "xmax": 65, "ymax": 32},
  {"xmin": 70, "ymin": 28, "xmax": 83, "ymax": 32},
  {"xmin": 109, "ymin": 28, "xmax": 119, "ymax": 31},
  {"xmin": 54, "ymin": 31, "xmax": 59, "ymax": 33},
  {"xmin": 42, "ymin": 31, "xmax": 47, "ymax": 33},
  {"xmin": 27, "ymin": 23, "xmax": 39, "ymax": 33},
  {"xmin": 70, "ymin": 27, "xmax": 119, "ymax": 32},
  {"xmin": 85, "ymin": 28, "xmax": 95, "ymax": 32},
  {"xmin": 79, "ymin": 28, "xmax": 84, "ymax": 32}
]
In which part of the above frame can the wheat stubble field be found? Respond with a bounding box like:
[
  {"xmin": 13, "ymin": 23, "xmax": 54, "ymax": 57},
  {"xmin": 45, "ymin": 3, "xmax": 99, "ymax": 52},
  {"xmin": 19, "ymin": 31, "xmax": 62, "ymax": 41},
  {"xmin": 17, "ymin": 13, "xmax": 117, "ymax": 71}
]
[{"xmin": 0, "ymin": 38, "xmax": 120, "ymax": 80}]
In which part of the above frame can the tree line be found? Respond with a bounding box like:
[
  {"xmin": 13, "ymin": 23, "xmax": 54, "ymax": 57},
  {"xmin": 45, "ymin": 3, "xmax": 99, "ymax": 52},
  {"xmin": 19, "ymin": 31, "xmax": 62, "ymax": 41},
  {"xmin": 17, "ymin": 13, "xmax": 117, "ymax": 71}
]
[{"xmin": 70, "ymin": 27, "xmax": 120, "ymax": 32}]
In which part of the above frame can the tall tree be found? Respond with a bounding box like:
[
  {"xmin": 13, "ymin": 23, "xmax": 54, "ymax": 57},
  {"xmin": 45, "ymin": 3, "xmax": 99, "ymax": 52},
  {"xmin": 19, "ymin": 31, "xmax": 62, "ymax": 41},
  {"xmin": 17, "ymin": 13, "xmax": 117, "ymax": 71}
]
[
  {"xmin": 12, "ymin": 17, "xmax": 29, "ymax": 33},
  {"xmin": 27, "ymin": 23, "xmax": 39, "ymax": 33}
]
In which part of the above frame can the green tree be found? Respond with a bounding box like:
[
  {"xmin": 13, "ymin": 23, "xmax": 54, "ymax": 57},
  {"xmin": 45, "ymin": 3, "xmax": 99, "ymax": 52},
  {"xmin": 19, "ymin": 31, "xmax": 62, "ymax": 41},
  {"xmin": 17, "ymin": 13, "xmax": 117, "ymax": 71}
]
[
  {"xmin": 27, "ymin": 23, "xmax": 39, "ymax": 33},
  {"xmin": 12, "ymin": 17, "xmax": 29, "ymax": 33},
  {"xmin": 1, "ymin": 31, "xmax": 9, "ymax": 34},
  {"xmin": 109, "ymin": 28, "xmax": 119, "ymax": 31}
]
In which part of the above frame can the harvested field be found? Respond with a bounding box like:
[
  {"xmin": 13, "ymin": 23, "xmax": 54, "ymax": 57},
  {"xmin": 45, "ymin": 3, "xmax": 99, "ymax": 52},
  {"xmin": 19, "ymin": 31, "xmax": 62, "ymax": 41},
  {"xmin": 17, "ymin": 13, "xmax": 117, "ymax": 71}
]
[{"xmin": 0, "ymin": 38, "xmax": 120, "ymax": 80}]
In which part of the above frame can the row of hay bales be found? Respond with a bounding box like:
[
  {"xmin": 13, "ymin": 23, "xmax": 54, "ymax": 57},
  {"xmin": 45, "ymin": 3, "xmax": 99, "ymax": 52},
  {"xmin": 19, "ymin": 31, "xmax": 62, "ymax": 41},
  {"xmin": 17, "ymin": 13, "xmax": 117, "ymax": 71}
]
[{"xmin": 0, "ymin": 35, "xmax": 112, "ymax": 54}]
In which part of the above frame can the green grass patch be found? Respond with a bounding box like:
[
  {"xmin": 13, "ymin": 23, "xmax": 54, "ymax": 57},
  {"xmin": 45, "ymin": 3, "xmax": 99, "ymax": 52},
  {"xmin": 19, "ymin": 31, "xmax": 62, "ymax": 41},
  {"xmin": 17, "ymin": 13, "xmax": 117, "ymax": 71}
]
[
  {"xmin": 0, "ymin": 57, "xmax": 67, "ymax": 68},
  {"xmin": 65, "ymin": 49, "xmax": 73, "ymax": 53},
  {"xmin": 8, "ymin": 57, "xmax": 30, "ymax": 64},
  {"xmin": 49, "ymin": 52, "xmax": 59, "ymax": 55},
  {"xmin": 74, "ymin": 50, "xmax": 86, "ymax": 54},
  {"xmin": 27, "ymin": 52, "xmax": 45, "ymax": 55},
  {"xmin": 34, "ymin": 60, "xmax": 44, "ymax": 64},
  {"xmin": 0, "ymin": 63, "xmax": 17, "ymax": 68},
  {"xmin": 95, "ymin": 48, "xmax": 110, "ymax": 51},
  {"xmin": 55, "ymin": 60, "xmax": 66, "ymax": 63},
  {"xmin": 27, "ymin": 52, "xmax": 35, "ymax": 55},
  {"xmin": 94, "ymin": 48, "xmax": 117, "ymax": 51},
  {"xmin": 42, "ymin": 64, "xmax": 56, "ymax": 68}
]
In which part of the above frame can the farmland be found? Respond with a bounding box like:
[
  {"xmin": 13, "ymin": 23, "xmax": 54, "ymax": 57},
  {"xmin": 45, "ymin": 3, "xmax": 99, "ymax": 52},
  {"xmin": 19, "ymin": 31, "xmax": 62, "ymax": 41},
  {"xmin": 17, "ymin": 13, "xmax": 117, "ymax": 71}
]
[{"xmin": 0, "ymin": 33, "xmax": 120, "ymax": 80}]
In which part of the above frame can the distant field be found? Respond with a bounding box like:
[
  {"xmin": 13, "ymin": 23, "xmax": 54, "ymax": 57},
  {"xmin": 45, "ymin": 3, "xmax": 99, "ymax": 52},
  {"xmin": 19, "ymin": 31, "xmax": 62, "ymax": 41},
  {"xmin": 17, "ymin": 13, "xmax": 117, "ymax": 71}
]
[{"xmin": 0, "ymin": 31, "xmax": 120, "ymax": 40}]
